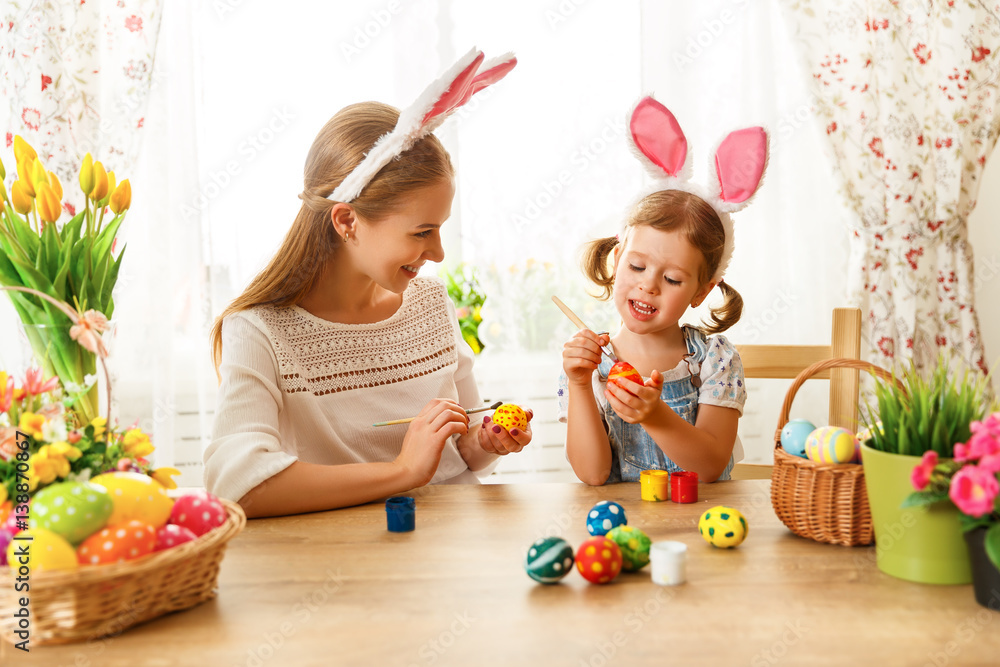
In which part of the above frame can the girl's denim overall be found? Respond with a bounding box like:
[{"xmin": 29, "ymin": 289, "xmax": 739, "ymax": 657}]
[{"xmin": 599, "ymin": 326, "xmax": 734, "ymax": 483}]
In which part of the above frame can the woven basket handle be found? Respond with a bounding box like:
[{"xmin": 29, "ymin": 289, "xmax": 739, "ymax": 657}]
[{"xmin": 773, "ymin": 357, "xmax": 902, "ymax": 443}]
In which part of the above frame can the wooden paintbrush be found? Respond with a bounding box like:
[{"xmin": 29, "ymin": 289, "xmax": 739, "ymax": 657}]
[
  {"xmin": 372, "ymin": 400, "xmax": 504, "ymax": 427},
  {"xmin": 551, "ymin": 295, "xmax": 618, "ymax": 362}
]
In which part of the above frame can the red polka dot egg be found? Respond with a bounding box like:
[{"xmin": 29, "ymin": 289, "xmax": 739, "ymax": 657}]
[
  {"xmin": 170, "ymin": 492, "xmax": 227, "ymax": 537},
  {"xmin": 77, "ymin": 520, "xmax": 156, "ymax": 566},
  {"xmin": 154, "ymin": 524, "xmax": 198, "ymax": 552},
  {"xmin": 575, "ymin": 536, "xmax": 623, "ymax": 584}
]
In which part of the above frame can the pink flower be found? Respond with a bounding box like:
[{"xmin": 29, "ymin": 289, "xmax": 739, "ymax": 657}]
[
  {"xmin": 21, "ymin": 107, "xmax": 40, "ymax": 131},
  {"xmin": 69, "ymin": 309, "xmax": 110, "ymax": 357},
  {"xmin": 949, "ymin": 465, "xmax": 999, "ymax": 517},
  {"xmin": 979, "ymin": 453, "xmax": 1000, "ymax": 474},
  {"xmin": 913, "ymin": 43, "xmax": 932, "ymax": 64},
  {"xmin": 22, "ymin": 367, "xmax": 59, "ymax": 396},
  {"xmin": 0, "ymin": 372, "xmax": 14, "ymax": 412},
  {"xmin": 911, "ymin": 450, "xmax": 938, "ymax": 490},
  {"xmin": 125, "ymin": 15, "xmax": 142, "ymax": 32}
]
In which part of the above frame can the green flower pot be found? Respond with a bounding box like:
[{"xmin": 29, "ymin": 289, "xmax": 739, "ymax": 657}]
[{"xmin": 861, "ymin": 443, "xmax": 971, "ymax": 584}]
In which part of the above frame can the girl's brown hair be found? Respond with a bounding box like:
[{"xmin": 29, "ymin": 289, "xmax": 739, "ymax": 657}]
[
  {"xmin": 582, "ymin": 189, "xmax": 743, "ymax": 335},
  {"xmin": 211, "ymin": 102, "xmax": 454, "ymax": 377}
]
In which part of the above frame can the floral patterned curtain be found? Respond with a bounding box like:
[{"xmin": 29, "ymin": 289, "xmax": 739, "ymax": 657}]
[
  {"xmin": 0, "ymin": 0, "xmax": 163, "ymax": 214},
  {"xmin": 780, "ymin": 0, "xmax": 1000, "ymax": 375}
]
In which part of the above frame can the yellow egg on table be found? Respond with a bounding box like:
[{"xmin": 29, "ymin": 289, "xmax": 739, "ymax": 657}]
[
  {"xmin": 805, "ymin": 426, "xmax": 859, "ymax": 464},
  {"xmin": 6, "ymin": 528, "xmax": 78, "ymax": 572},
  {"xmin": 491, "ymin": 403, "xmax": 527, "ymax": 432},
  {"xmin": 90, "ymin": 472, "xmax": 174, "ymax": 528}
]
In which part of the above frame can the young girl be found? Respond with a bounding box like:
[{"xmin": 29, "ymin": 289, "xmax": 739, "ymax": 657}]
[
  {"xmin": 205, "ymin": 49, "xmax": 531, "ymax": 517},
  {"xmin": 558, "ymin": 97, "xmax": 768, "ymax": 486}
]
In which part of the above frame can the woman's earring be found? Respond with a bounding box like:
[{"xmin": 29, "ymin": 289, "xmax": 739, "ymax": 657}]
[{"xmin": 343, "ymin": 232, "xmax": 350, "ymax": 243}]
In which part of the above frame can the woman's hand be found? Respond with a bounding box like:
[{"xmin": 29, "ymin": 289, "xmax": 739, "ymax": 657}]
[
  {"xmin": 605, "ymin": 369, "xmax": 665, "ymax": 424},
  {"xmin": 563, "ymin": 329, "xmax": 608, "ymax": 386},
  {"xmin": 395, "ymin": 398, "xmax": 469, "ymax": 486},
  {"xmin": 478, "ymin": 408, "xmax": 534, "ymax": 455}
]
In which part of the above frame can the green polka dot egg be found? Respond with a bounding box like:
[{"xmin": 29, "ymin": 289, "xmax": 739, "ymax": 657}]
[
  {"xmin": 524, "ymin": 536, "xmax": 575, "ymax": 584},
  {"xmin": 698, "ymin": 505, "xmax": 748, "ymax": 549},
  {"xmin": 606, "ymin": 525, "xmax": 651, "ymax": 571},
  {"xmin": 29, "ymin": 481, "xmax": 113, "ymax": 545}
]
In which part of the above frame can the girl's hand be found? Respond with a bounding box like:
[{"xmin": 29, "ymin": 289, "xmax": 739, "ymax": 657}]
[
  {"xmin": 395, "ymin": 398, "xmax": 469, "ymax": 486},
  {"xmin": 562, "ymin": 330, "xmax": 609, "ymax": 386},
  {"xmin": 478, "ymin": 409, "xmax": 534, "ymax": 455},
  {"xmin": 605, "ymin": 369, "xmax": 665, "ymax": 424}
]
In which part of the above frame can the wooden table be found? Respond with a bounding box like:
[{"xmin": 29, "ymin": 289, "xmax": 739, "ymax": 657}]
[{"xmin": 4, "ymin": 481, "xmax": 1000, "ymax": 666}]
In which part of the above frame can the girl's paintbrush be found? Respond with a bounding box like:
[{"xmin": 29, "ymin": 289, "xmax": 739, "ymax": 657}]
[
  {"xmin": 551, "ymin": 295, "xmax": 618, "ymax": 362},
  {"xmin": 372, "ymin": 401, "xmax": 504, "ymax": 427}
]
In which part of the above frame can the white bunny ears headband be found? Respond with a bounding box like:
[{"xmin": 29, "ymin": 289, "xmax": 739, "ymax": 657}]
[
  {"xmin": 328, "ymin": 47, "xmax": 517, "ymax": 204},
  {"xmin": 626, "ymin": 96, "xmax": 769, "ymax": 283}
]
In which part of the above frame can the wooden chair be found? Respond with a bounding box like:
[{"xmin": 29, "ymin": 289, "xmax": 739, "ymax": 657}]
[{"xmin": 729, "ymin": 307, "xmax": 863, "ymax": 480}]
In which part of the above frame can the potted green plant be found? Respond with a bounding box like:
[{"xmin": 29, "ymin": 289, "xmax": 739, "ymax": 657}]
[
  {"xmin": 905, "ymin": 413, "xmax": 1000, "ymax": 607},
  {"xmin": 860, "ymin": 360, "xmax": 994, "ymax": 584}
]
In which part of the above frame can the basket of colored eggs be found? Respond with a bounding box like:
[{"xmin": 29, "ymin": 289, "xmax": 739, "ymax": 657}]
[
  {"xmin": 770, "ymin": 358, "xmax": 900, "ymax": 547},
  {"xmin": 0, "ymin": 474, "xmax": 245, "ymax": 645}
]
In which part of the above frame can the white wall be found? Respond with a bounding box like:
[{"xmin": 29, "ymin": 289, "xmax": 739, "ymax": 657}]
[{"xmin": 969, "ymin": 149, "xmax": 1000, "ymax": 391}]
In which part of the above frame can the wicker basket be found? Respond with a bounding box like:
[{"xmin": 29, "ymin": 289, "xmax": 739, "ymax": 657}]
[
  {"xmin": 0, "ymin": 496, "xmax": 245, "ymax": 646},
  {"xmin": 770, "ymin": 357, "xmax": 898, "ymax": 547}
]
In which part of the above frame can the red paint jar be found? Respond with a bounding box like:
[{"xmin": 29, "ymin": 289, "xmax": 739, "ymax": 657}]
[{"xmin": 670, "ymin": 471, "xmax": 698, "ymax": 503}]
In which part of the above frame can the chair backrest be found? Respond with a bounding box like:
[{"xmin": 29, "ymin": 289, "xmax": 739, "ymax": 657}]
[{"xmin": 736, "ymin": 307, "xmax": 863, "ymax": 431}]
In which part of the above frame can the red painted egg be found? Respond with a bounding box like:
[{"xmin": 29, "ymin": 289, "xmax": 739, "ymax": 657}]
[
  {"xmin": 154, "ymin": 523, "xmax": 198, "ymax": 552},
  {"xmin": 575, "ymin": 536, "xmax": 623, "ymax": 584},
  {"xmin": 608, "ymin": 361, "xmax": 643, "ymax": 392},
  {"xmin": 77, "ymin": 520, "xmax": 156, "ymax": 566},
  {"xmin": 169, "ymin": 492, "xmax": 227, "ymax": 537},
  {"xmin": 2, "ymin": 505, "xmax": 24, "ymax": 536}
]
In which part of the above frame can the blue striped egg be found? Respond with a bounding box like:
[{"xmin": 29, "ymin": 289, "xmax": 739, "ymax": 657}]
[{"xmin": 805, "ymin": 426, "xmax": 859, "ymax": 464}]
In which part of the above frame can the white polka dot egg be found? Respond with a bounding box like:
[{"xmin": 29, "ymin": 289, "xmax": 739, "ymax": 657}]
[
  {"xmin": 586, "ymin": 500, "xmax": 627, "ymax": 536},
  {"xmin": 76, "ymin": 520, "xmax": 156, "ymax": 566},
  {"xmin": 29, "ymin": 481, "xmax": 114, "ymax": 545},
  {"xmin": 169, "ymin": 492, "xmax": 227, "ymax": 537},
  {"xmin": 154, "ymin": 524, "xmax": 198, "ymax": 552}
]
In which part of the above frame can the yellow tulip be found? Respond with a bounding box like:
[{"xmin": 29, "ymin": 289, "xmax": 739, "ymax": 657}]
[
  {"xmin": 89, "ymin": 416, "xmax": 107, "ymax": 440},
  {"xmin": 151, "ymin": 467, "xmax": 181, "ymax": 490},
  {"xmin": 79, "ymin": 153, "xmax": 94, "ymax": 195},
  {"xmin": 0, "ymin": 198, "xmax": 5, "ymax": 215},
  {"xmin": 109, "ymin": 179, "xmax": 131, "ymax": 214},
  {"xmin": 13, "ymin": 135, "xmax": 37, "ymax": 164},
  {"xmin": 122, "ymin": 428, "xmax": 154, "ymax": 458},
  {"xmin": 100, "ymin": 170, "xmax": 116, "ymax": 207},
  {"xmin": 11, "ymin": 180, "xmax": 33, "ymax": 215},
  {"xmin": 36, "ymin": 181, "xmax": 61, "ymax": 224},
  {"xmin": 0, "ymin": 483, "xmax": 6, "ymax": 506},
  {"xmin": 48, "ymin": 170, "xmax": 63, "ymax": 201},
  {"xmin": 30, "ymin": 159, "xmax": 48, "ymax": 192},
  {"xmin": 90, "ymin": 161, "xmax": 108, "ymax": 202},
  {"xmin": 0, "ymin": 154, "xmax": 5, "ymax": 180},
  {"xmin": 16, "ymin": 157, "xmax": 36, "ymax": 197}
]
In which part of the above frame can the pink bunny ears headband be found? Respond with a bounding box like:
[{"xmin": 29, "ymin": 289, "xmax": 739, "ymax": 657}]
[
  {"xmin": 328, "ymin": 47, "xmax": 517, "ymax": 204},
  {"xmin": 626, "ymin": 96, "xmax": 769, "ymax": 283}
]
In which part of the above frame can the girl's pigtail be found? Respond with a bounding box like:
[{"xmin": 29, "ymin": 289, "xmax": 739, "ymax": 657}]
[
  {"xmin": 703, "ymin": 280, "xmax": 743, "ymax": 335},
  {"xmin": 582, "ymin": 235, "xmax": 620, "ymax": 300}
]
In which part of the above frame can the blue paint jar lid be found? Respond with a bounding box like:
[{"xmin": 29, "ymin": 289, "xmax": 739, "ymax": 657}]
[{"xmin": 385, "ymin": 496, "xmax": 415, "ymax": 532}]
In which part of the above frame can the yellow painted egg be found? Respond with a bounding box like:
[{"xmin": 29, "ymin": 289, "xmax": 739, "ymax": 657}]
[
  {"xmin": 491, "ymin": 403, "xmax": 527, "ymax": 432},
  {"xmin": 805, "ymin": 426, "xmax": 859, "ymax": 464},
  {"xmin": 5, "ymin": 528, "xmax": 78, "ymax": 572},
  {"xmin": 89, "ymin": 472, "xmax": 174, "ymax": 528}
]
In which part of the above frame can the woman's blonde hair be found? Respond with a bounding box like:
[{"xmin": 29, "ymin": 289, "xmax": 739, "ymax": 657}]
[
  {"xmin": 210, "ymin": 102, "xmax": 454, "ymax": 377},
  {"xmin": 582, "ymin": 189, "xmax": 743, "ymax": 335}
]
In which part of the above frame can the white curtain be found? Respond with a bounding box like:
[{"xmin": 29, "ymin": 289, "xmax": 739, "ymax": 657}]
[{"xmin": 637, "ymin": 0, "xmax": 852, "ymax": 463}]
